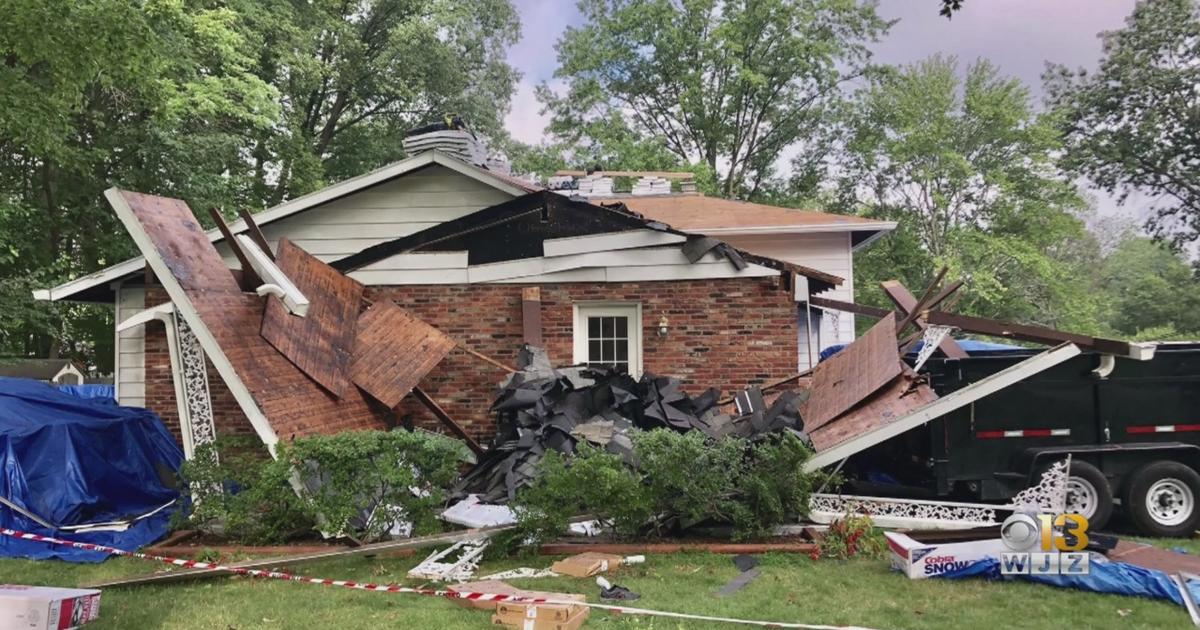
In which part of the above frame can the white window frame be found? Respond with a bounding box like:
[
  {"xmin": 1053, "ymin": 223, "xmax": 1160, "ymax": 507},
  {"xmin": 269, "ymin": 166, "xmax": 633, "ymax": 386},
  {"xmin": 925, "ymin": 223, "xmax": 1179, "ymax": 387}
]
[{"xmin": 572, "ymin": 302, "xmax": 643, "ymax": 377}]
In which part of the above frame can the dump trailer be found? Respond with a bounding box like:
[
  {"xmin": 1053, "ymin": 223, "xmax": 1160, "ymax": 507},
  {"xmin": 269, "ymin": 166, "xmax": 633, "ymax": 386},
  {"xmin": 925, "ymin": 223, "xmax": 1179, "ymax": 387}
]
[{"xmin": 845, "ymin": 342, "xmax": 1200, "ymax": 537}]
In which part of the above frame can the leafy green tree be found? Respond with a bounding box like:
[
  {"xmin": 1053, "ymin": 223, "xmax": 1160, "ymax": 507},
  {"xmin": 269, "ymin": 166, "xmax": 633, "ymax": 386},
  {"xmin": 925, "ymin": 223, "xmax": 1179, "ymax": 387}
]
[
  {"xmin": 832, "ymin": 56, "xmax": 1103, "ymax": 331},
  {"xmin": 1045, "ymin": 0, "xmax": 1200, "ymax": 246},
  {"xmin": 1097, "ymin": 235, "xmax": 1200, "ymax": 337},
  {"xmin": 237, "ymin": 0, "xmax": 520, "ymax": 203},
  {"xmin": 539, "ymin": 0, "xmax": 889, "ymax": 198}
]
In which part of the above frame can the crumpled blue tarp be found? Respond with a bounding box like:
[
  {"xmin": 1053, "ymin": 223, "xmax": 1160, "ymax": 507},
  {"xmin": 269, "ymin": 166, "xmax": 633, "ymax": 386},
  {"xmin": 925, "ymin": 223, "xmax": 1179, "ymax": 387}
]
[
  {"xmin": 820, "ymin": 339, "xmax": 1027, "ymax": 362},
  {"xmin": 55, "ymin": 384, "xmax": 115, "ymax": 402},
  {"xmin": 0, "ymin": 377, "xmax": 183, "ymax": 562},
  {"xmin": 939, "ymin": 555, "xmax": 1200, "ymax": 608}
]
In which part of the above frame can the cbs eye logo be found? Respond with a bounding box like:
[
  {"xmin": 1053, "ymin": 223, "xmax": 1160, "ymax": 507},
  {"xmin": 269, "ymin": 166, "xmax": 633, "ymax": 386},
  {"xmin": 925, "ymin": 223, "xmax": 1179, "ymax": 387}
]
[{"xmin": 1001, "ymin": 513, "xmax": 1090, "ymax": 552}]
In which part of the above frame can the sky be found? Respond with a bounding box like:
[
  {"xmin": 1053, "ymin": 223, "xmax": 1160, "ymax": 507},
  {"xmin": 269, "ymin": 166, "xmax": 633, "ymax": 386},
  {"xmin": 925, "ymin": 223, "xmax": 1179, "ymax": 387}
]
[{"xmin": 503, "ymin": 0, "xmax": 1142, "ymax": 215}]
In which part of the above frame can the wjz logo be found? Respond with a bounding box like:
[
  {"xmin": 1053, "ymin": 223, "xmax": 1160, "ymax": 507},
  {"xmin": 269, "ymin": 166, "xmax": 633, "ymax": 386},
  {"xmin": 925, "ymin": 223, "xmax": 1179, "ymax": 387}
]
[{"xmin": 999, "ymin": 513, "xmax": 1091, "ymax": 575}]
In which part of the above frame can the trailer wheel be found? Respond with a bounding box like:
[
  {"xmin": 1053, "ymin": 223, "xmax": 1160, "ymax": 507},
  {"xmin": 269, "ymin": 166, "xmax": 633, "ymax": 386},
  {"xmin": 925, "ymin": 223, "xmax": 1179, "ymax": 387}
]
[
  {"xmin": 1124, "ymin": 461, "xmax": 1200, "ymax": 537},
  {"xmin": 1059, "ymin": 461, "xmax": 1112, "ymax": 530}
]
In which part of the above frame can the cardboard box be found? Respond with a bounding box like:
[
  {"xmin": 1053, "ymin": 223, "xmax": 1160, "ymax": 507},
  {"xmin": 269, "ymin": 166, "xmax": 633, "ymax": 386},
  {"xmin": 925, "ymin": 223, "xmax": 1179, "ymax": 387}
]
[
  {"xmin": 549, "ymin": 553, "xmax": 623, "ymax": 578},
  {"xmin": 448, "ymin": 581, "xmax": 585, "ymax": 612},
  {"xmin": 492, "ymin": 606, "xmax": 590, "ymax": 630},
  {"xmin": 885, "ymin": 531, "xmax": 1009, "ymax": 579},
  {"xmin": 496, "ymin": 600, "xmax": 586, "ymax": 624},
  {"xmin": 0, "ymin": 585, "xmax": 101, "ymax": 630}
]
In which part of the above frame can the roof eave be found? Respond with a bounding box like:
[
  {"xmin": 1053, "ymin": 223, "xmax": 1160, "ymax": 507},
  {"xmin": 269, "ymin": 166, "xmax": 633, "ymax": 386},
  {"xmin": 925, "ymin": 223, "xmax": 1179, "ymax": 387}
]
[{"xmin": 693, "ymin": 221, "xmax": 898, "ymax": 237}]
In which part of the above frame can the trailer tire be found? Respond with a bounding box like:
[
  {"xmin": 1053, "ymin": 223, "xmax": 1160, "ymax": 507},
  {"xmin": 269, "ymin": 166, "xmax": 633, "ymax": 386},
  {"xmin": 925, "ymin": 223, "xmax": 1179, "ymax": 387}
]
[
  {"xmin": 1056, "ymin": 461, "xmax": 1112, "ymax": 530},
  {"xmin": 1124, "ymin": 461, "xmax": 1200, "ymax": 538}
]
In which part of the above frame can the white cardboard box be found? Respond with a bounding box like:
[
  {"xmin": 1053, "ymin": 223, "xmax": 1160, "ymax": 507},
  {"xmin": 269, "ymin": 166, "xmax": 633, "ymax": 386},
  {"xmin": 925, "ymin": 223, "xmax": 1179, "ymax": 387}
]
[
  {"xmin": 885, "ymin": 531, "xmax": 1008, "ymax": 579},
  {"xmin": 0, "ymin": 586, "xmax": 101, "ymax": 630}
]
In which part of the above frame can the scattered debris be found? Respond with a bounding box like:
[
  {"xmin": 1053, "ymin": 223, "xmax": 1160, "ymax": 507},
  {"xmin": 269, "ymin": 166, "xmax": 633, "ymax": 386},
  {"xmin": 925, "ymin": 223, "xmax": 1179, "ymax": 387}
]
[
  {"xmin": 495, "ymin": 597, "xmax": 590, "ymax": 630},
  {"xmin": 1177, "ymin": 572, "xmax": 1200, "ymax": 626},
  {"xmin": 455, "ymin": 358, "xmax": 808, "ymax": 503},
  {"xmin": 596, "ymin": 576, "xmax": 640, "ymax": 601},
  {"xmin": 551, "ymin": 552, "xmax": 624, "ymax": 578},
  {"xmin": 717, "ymin": 555, "xmax": 763, "ymax": 597},
  {"xmin": 886, "ymin": 531, "xmax": 1010, "ymax": 579},
  {"xmin": 441, "ymin": 495, "xmax": 517, "ymax": 529},
  {"xmin": 447, "ymin": 580, "xmax": 586, "ymax": 612},
  {"xmin": 478, "ymin": 567, "xmax": 560, "ymax": 581},
  {"xmin": 407, "ymin": 539, "xmax": 490, "ymax": 582}
]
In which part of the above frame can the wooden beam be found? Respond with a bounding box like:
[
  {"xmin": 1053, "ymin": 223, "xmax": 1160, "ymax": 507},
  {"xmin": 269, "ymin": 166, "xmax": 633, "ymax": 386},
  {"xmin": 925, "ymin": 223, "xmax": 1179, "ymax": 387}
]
[
  {"xmin": 893, "ymin": 267, "xmax": 947, "ymax": 336},
  {"xmin": 522, "ymin": 286, "xmax": 542, "ymax": 345},
  {"xmin": 411, "ymin": 386, "xmax": 485, "ymax": 457},
  {"xmin": 208, "ymin": 207, "xmax": 262, "ymax": 287},
  {"xmin": 804, "ymin": 343, "xmax": 1083, "ymax": 471},
  {"xmin": 880, "ymin": 280, "xmax": 967, "ymax": 359},
  {"xmin": 456, "ymin": 342, "xmax": 517, "ymax": 373},
  {"xmin": 808, "ymin": 296, "xmax": 896, "ymax": 319},
  {"xmin": 925, "ymin": 311, "xmax": 1154, "ymax": 360},
  {"xmin": 237, "ymin": 208, "xmax": 274, "ymax": 261}
]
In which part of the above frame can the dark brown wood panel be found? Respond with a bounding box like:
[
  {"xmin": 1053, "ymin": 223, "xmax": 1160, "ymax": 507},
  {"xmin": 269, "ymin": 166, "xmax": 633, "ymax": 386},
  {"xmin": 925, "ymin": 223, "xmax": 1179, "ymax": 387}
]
[
  {"xmin": 800, "ymin": 313, "xmax": 901, "ymax": 431},
  {"xmin": 350, "ymin": 301, "xmax": 455, "ymax": 409},
  {"xmin": 122, "ymin": 192, "xmax": 240, "ymax": 293},
  {"xmin": 260, "ymin": 239, "xmax": 363, "ymax": 397},
  {"xmin": 809, "ymin": 370, "xmax": 938, "ymax": 452}
]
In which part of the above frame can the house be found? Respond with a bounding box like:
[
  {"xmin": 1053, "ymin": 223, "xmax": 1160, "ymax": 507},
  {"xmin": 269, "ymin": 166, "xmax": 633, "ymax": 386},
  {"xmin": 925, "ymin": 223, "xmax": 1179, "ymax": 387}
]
[
  {"xmin": 34, "ymin": 141, "xmax": 894, "ymax": 446},
  {"xmin": 0, "ymin": 358, "xmax": 86, "ymax": 385}
]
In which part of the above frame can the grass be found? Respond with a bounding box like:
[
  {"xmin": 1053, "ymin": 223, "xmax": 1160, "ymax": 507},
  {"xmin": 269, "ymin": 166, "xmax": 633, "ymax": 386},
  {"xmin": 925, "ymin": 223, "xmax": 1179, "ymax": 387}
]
[{"xmin": 1, "ymin": 538, "xmax": 1199, "ymax": 629}]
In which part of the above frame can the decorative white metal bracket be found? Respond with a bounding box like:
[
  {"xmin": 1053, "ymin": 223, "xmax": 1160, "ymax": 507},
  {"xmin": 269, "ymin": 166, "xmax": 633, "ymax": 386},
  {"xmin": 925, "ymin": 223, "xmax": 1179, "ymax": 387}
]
[{"xmin": 911, "ymin": 325, "xmax": 954, "ymax": 372}]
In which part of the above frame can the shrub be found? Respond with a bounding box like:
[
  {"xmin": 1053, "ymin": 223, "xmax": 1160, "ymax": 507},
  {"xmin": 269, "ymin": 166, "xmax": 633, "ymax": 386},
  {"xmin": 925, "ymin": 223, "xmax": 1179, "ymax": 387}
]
[
  {"xmin": 513, "ymin": 428, "xmax": 817, "ymax": 544},
  {"xmin": 513, "ymin": 444, "xmax": 652, "ymax": 545},
  {"xmin": 177, "ymin": 437, "xmax": 310, "ymax": 544},
  {"xmin": 814, "ymin": 514, "xmax": 885, "ymax": 560},
  {"xmin": 178, "ymin": 431, "xmax": 464, "ymax": 543}
]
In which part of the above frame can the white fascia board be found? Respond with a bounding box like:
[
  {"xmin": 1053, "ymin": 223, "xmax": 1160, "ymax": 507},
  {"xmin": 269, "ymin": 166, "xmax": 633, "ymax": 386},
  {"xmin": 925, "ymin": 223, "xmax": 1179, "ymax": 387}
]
[
  {"xmin": 236, "ymin": 235, "xmax": 309, "ymax": 317},
  {"xmin": 696, "ymin": 221, "xmax": 898, "ymax": 236},
  {"xmin": 604, "ymin": 262, "xmax": 778, "ymax": 282},
  {"xmin": 359, "ymin": 251, "xmax": 469, "ymax": 271},
  {"xmin": 542, "ymin": 230, "xmax": 687, "ymax": 257},
  {"xmin": 467, "ymin": 258, "xmax": 547, "ymax": 283},
  {"xmin": 803, "ymin": 343, "xmax": 1082, "ymax": 471},
  {"xmin": 489, "ymin": 268, "xmax": 608, "ymax": 284},
  {"xmin": 542, "ymin": 247, "xmax": 699, "ymax": 274},
  {"xmin": 33, "ymin": 257, "xmax": 148, "ymax": 301},
  {"xmin": 38, "ymin": 150, "xmax": 532, "ymax": 303},
  {"xmin": 348, "ymin": 269, "xmax": 470, "ymax": 284},
  {"xmin": 116, "ymin": 302, "xmax": 175, "ymax": 332},
  {"xmin": 105, "ymin": 188, "xmax": 280, "ymax": 454}
]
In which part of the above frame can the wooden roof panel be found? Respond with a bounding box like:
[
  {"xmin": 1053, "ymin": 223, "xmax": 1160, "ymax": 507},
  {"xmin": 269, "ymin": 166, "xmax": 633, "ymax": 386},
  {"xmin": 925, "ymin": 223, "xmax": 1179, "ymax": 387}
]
[{"xmin": 350, "ymin": 301, "xmax": 456, "ymax": 409}]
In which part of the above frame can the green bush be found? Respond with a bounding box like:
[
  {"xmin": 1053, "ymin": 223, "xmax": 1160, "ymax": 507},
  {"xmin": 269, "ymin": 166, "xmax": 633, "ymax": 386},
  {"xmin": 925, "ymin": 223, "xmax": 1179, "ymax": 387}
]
[
  {"xmin": 513, "ymin": 444, "xmax": 652, "ymax": 545},
  {"xmin": 177, "ymin": 437, "xmax": 310, "ymax": 544},
  {"xmin": 177, "ymin": 431, "xmax": 464, "ymax": 543},
  {"xmin": 513, "ymin": 429, "xmax": 815, "ymax": 544}
]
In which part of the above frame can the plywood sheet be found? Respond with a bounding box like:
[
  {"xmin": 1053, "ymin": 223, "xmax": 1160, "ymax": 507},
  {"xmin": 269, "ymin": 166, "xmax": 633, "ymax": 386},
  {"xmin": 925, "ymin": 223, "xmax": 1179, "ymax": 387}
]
[
  {"xmin": 199, "ymin": 293, "xmax": 391, "ymax": 438},
  {"xmin": 113, "ymin": 190, "xmax": 391, "ymax": 442},
  {"xmin": 808, "ymin": 369, "xmax": 938, "ymax": 452},
  {"xmin": 261, "ymin": 239, "xmax": 364, "ymax": 397},
  {"xmin": 801, "ymin": 313, "xmax": 901, "ymax": 431},
  {"xmin": 122, "ymin": 192, "xmax": 240, "ymax": 293},
  {"xmin": 350, "ymin": 301, "xmax": 455, "ymax": 408}
]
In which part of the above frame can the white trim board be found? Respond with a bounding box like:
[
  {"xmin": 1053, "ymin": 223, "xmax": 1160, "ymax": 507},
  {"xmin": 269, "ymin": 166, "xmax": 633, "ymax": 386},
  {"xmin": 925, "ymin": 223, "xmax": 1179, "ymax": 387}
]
[
  {"xmin": 802, "ymin": 343, "xmax": 1083, "ymax": 471},
  {"xmin": 105, "ymin": 188, "xmax": 281, "ymax": 454},
  {"xmin": 37, "ymin": 151, "xmax": 533, "ymax": 303},
  {"xmin": 542, "ymin": 230, "xmax": 686, "ymax": 257}
]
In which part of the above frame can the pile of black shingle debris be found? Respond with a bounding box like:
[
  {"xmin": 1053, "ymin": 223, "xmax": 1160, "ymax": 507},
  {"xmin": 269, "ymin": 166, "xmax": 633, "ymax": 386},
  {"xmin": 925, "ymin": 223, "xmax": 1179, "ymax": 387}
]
[{"xmin": 453, "ymin": 347, "xmax": 810, "ymax": 504}]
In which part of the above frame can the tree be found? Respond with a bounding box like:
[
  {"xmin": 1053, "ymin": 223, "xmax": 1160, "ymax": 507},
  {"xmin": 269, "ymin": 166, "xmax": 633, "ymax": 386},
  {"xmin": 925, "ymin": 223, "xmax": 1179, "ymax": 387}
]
[
  {"xmin": 539, "ymin": 0, "xmax": 889, "ymax": 198},
  {"xmin": 1097, "ymin": 235, "xmax": 1200, "ymax": 337},
  {"xmin": 1045, "ymin": 0, "xmax": 1200, "ymax": 246},
  {"xmin": 237, "ymin": 0, "xmax": 520, "ymax": 203},
  {"xmin": 832, "ymin": 56, "xmax": 1103, "ymax": 331}
]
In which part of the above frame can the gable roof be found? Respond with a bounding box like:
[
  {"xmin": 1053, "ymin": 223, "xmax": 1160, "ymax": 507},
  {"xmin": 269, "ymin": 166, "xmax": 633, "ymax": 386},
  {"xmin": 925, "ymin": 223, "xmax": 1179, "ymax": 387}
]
[
  {"xmin": 334, "ymin": 190, "xmax": 843, "ymax": 292},
  {"xmin": 612, "ymin": 194, "xmax": 896, "ymax": 249},
  {"xmin": 0, "ymin": 358, "xmax": 81, "ymax": 381},
  {"xmin": 34, "ymin": 151, "xmax": 538, "ymax": 303}
]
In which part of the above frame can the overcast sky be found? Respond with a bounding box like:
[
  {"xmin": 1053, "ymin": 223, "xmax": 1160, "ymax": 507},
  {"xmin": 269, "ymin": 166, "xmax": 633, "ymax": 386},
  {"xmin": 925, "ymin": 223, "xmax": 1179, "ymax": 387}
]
[{"xmin": 503, "ymin": 0, "xmax": 1143, "ymax": 215}]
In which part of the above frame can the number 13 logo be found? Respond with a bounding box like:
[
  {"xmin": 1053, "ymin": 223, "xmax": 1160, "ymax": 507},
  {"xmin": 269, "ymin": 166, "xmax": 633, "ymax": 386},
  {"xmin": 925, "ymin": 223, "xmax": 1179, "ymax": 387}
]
[{"xmin": 1039, "ymin": 513, "xmax": 1089, "ymax": 551}]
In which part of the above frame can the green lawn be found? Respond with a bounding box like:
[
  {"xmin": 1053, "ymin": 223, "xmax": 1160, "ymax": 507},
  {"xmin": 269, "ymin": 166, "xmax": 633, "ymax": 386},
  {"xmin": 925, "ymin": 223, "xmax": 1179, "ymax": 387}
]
[{"xmin": 0, "ymin": 540, "xmax": 1197, "ymax": 630}]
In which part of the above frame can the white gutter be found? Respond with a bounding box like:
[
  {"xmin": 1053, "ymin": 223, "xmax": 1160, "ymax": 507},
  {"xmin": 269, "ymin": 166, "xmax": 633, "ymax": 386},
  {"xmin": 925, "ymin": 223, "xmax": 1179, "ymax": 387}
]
[{"xmin": 694, "ymin": 221, "xmax": 898, "ymax": 237}]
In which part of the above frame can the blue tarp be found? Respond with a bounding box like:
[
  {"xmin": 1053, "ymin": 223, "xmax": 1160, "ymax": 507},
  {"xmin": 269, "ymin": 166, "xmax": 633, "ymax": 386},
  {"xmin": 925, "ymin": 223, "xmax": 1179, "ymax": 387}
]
[
  {"xmin": 0, "ymin": 377, "xmax": 183, "ymax": 562},
  {"xmin": 55, "ymin": 384, "xmax": 115, "ymax": 402},
  {"xmin": 819, "ymin": 338, "xmax": 1028, "ymax": 362},
  {"xmin": 940, "ymin": 555, "xmax": 1200, "ymax": 608}
]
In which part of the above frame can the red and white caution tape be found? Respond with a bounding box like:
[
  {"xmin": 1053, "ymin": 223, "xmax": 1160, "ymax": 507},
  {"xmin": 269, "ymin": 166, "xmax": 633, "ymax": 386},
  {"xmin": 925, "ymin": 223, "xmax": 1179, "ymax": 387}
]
[{"xmin": 1, "ymin": 528, "xmax": 873, "ymax": 630}]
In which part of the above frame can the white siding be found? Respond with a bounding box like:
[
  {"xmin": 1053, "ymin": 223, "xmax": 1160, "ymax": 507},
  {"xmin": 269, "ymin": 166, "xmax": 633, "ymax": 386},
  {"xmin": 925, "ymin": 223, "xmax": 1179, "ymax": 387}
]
[
  {"xmin": 720, "ymin": 232, "xmax": 857, "ymax": 370},
  {"xmin": 115, "ymin": 284, "xmax": 146, "ymax": 406},
  {"xmin": 215, "ymin": 165, "xmax": 512, "ymax": 270}
]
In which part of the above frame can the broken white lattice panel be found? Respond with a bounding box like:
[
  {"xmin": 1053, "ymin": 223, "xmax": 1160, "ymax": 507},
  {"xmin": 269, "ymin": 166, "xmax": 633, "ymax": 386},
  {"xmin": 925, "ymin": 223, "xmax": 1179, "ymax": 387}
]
[
  {"xmin": 1007, "ymin": 456, "xmax": 1071, "ymax": 515},
  {"xmin": 407, "ymin": 539, "xmax": 489, "ymax": 582}
]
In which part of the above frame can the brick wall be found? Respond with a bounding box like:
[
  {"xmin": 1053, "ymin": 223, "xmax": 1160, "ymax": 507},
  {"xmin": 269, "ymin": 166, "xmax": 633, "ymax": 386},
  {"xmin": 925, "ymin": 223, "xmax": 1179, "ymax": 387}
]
[{"xmin": 144, "ymin": 278, "xmax": 799, "ymax": 445}]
